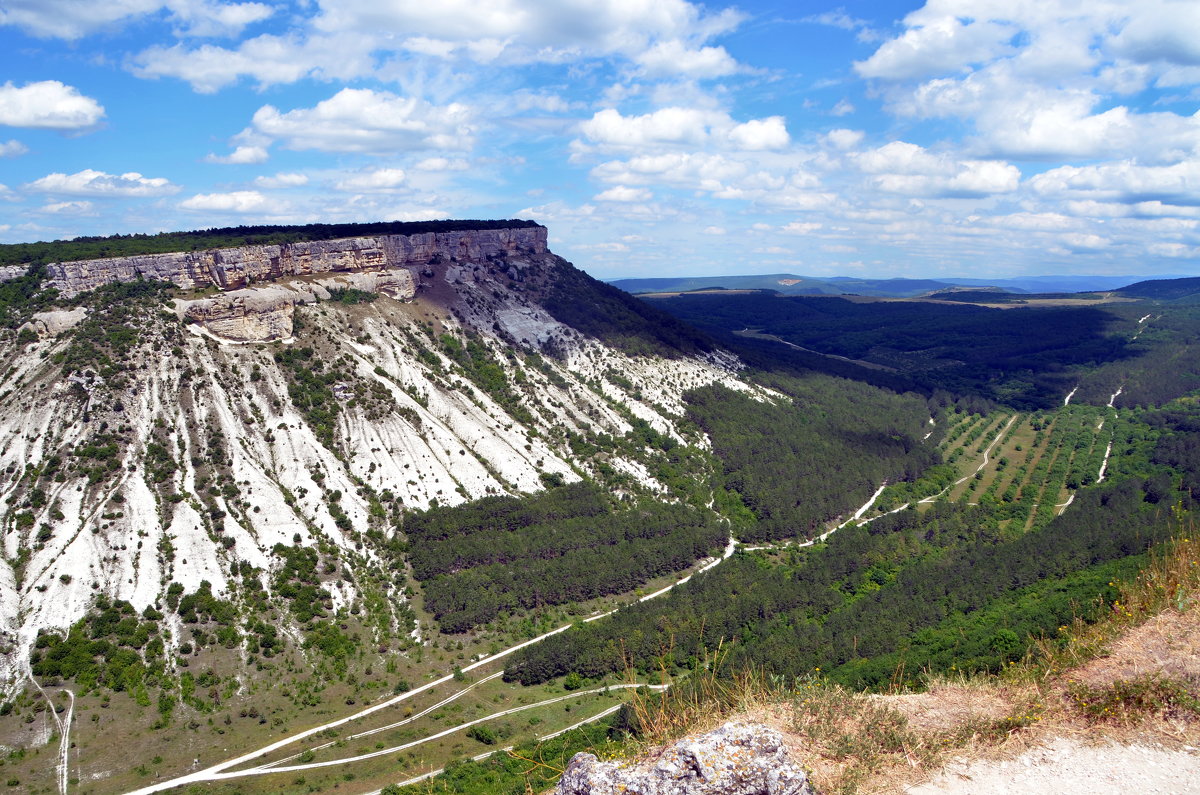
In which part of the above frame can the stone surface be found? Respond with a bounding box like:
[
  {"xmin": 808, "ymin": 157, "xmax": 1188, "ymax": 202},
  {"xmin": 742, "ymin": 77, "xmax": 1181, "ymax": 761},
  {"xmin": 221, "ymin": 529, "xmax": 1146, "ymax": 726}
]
[
  {"xmin": 41, "ymin": 226, "xmax": 546, "ymax": 297},
  {"xmin": 175, "ymin": 269, "xmax": 418, "ymax": 342},
  {"xmin": 554, "ymin": 721, "xmax": 813, "ymax": 795},
  {"xmin": 20, "ymin": 308, "xmax": 88, "ymax": 336}
]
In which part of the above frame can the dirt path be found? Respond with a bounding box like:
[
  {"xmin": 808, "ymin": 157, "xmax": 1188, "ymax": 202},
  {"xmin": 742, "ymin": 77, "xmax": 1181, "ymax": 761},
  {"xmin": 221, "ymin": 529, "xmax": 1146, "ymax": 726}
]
[
  {"xmin": 907, "ymin": 737, "xmax": 1200, "ymax": 794},
  {"xmin": 126, "ymin": 535, "xmax": 737, "ymax": 795}
]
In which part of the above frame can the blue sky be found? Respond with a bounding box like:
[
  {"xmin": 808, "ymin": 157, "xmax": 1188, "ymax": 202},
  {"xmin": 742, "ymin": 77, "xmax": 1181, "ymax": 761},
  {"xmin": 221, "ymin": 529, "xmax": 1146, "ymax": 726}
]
[{"xmin": 1, "ymin": 0, "xmax": 1199, "ymax": 281}]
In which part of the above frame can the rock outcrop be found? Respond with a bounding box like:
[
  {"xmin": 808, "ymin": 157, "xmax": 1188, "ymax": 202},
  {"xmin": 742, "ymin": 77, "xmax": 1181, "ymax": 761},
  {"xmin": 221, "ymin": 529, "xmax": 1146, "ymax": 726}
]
[
  {"xmin": 20, "ymin": 307, "xmax": 88, "ymax": 336},
  {"xmin": 41, "ymin": 225, "xmax": 546, "ymax": 297},
  {"xmin": 175, "ymin": 269, "xmax": 418, "ymax": 342},
  {"xmin": 554, "ymin": 722, "xmax": 813, "ymax": 795}
]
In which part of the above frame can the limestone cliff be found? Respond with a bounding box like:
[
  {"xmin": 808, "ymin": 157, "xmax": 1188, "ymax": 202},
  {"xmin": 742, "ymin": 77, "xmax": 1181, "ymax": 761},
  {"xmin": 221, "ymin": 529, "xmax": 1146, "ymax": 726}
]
[
  {"xmin": 41, "ymin": 225, "xmax": 546, "ymax": 297},
  {"xmin": 175, "ymin": 269, "xmax": 418, "ymax": 342}
]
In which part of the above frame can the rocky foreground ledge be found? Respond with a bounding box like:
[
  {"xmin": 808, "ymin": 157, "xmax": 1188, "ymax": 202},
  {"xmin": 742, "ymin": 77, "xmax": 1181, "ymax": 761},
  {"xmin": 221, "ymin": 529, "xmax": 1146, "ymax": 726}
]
[{"xmin": 554, "ymin": 721, "xmax": 814, "ymax": 795}]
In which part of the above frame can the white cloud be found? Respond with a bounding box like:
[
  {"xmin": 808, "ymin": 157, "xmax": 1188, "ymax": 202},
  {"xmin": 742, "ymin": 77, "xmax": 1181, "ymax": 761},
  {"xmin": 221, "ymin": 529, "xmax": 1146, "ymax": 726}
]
[
  {"xmin": 1029, "ymin": 158, "xmax": 1200, "ymax": 204},
  {"xmin": 415, "ymin": 157, "xmax": 469, "ymax": 171},
  {"xmin": 0, "ymin": 0, "xmax": 271, "ymax": 39},
  {"xmin": 830, "ymin": 99, "xmax": 855, "ymax": 116},
  {"xmin": 782, "ymin": 222, "xmax": 822, "ymax": 234},
  {"xmin": 131, "ymin": 0, "xmax": 744, "ymax": 90},
  {"xmin": 855, "ymin": 14, "xmax": 1017, "ymax": 81},
  {"xmin": 38, "ymin": 200, "xmax": 94, "ymax": 215},
  {"xmin": 249, "ymin": 88, "xmax": 475, "ymax": 154},
  {"xmin": 335, "ymin": 168, "xmax": 408, "ymax": 192},
  {"xmin": 635, "ymin": 40, "xmax": 738, "ymax": 78},
  {"xmin": 853, "ymin": 141, "xmax": 1020, "ymax": 197},
  {"xmin": 314, "ymin": 0, "xmax": 743, "ymax": 67},
  {"xmin": 1111, "ymin": 0, "xmax": 1200, "ymax": 66},
  {"xmin": 179, "ymin": 190, "xmax": 270, "ymax": 212},
  {"xmin": 254, "ymin": 172, "xmax": 308, "ymax": 189},
  {"xmin": 167, "ymin": 0, "xmax": 273, "ymax": 37},
  {"xmin": 595, "ymin": 185, "xmax": 652, "ymax": 202},
  {"xmin": 857, "ymin": 3, "xmax": 1200, "ymax": 161},
  {"xmin": 0, "ymin": 139, "xmax": 27, "ymax": 157},
  {"xmin": 702, "ymin": 225, "xmax": 726, "ymax": 235},
  {"xmin": 133, "ymin": 31, "xmax": 377, "ymax": 93},
  {"xmin": 1061, "ymin": 232, "xmax": 1110, "ymax": 251},
  {"xmin": 26, "ymin": 169, "xmax": 177, "ymax": 197},
  {"xmin": 204, "ymin": 145, "xmax": 268, "ymax": 164},
  {"xmin": 825, "ymin": 129, "xmax": 865, "ymax": 150},
  {"xmin": 579, "ymin": 107, "xmax": 789, "ymax": 153},
  {"xmin": 726, "ymin": 116, "xmax": 790, "ymax": 150},
  {"xmin": 0, "ymin": 81, "xmax": 105, "ymax": 130}
]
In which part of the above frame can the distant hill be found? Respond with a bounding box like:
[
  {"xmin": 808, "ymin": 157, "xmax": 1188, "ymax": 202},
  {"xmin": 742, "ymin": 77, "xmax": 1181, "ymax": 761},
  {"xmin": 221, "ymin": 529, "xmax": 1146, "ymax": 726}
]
[
  {"xmin": 609, "ymin": 274, "xmax": 967, "ymax": 298},
  {"xmin": 1115, "ymin": 276, "xmax": 1200, "ymax": 300},
  {"xmin": 609, "ymin": 273, "xmax": 1173, "ymax": 298}
]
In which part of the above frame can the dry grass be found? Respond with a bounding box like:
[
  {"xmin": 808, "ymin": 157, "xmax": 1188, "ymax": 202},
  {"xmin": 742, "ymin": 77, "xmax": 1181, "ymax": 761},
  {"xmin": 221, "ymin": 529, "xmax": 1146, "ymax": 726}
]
[{"xmin": 615, "ymin": 531, "xmax": 1200, "ymax": 794}]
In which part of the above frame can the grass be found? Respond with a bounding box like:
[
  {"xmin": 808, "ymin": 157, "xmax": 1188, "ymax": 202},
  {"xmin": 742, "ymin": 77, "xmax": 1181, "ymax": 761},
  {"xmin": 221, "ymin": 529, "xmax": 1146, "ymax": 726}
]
[{"xmin": 600, "ymin": 528, "xmax": 1200, "ymax": 794}]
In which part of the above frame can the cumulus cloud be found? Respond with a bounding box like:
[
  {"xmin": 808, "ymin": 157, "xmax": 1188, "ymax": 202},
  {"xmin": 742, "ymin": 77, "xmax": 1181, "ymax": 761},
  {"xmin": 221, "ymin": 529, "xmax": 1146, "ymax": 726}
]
[
  {"xmin": 248, "ymin": 88, "xmax": 475, "ymax": 154},
  {"xmin": 857, "ymin": 2, "xmax": 1200, "ymax": 161},
  {"xmin": 634, "ymin": 40, "xmax": 738, "ymax": 78},
  {"xmin": 25, "ymin": 169, "xmax": 177, "ymax": 196},
  {"xmin": 855, "ymin": 14, "xmax": 1016, "ymax": 80},
  {"xmin": 0, "ymin": 0, "xmax": 271, "ymax": 39},
  {"xmin": 594, "ymin": 185, "xmax": 652, "ymax": 202},
  {"xmin": 254, "ymin": 172, "xmax": 308, "ymax": 189},
  {"xmin": 131, "ymin": 0, "xmax": 744, "ymax": 90},
  {"xmin": 1029, "ymin": 158, "xmax": 1200, "ymax": 204},
  {"xmin": 0, "ymin": 139, "xmax": 27, "ymax": 157},
  {"xmin": 853, "ymin": 141, "xmax": 1020, "ymax": 197},
  {"xmin": 314, "ymin": 0, "xmax": 743, "ymax": 68},
  {"xmin": 204, "ymin": 145, "xmax": 268, "ymax": 164},
  {"xmin": 167, "ymin": 0, "xmax": 274, "ymax": 37},
  {"xmin": 38, "ymin": 200, "xmax": 94, "ymax": 214},
  {"xmin": 579, "ymin": 107, "xmax": 789, "ymax": 152},
  {"xmin": 825, "ymin": 129, "xmax": 865, "ymax": 150},
  {"xmin": 179, "ymin": 190, "xmax": 270, "ymax": 211},
  {"xmin": 782, "ymin": 222, "xmax": 822, "ymax": 234},
  {"xmin": 334, "ymin": 168, "xmax": 407, "ymax": 192},
  {"xmin": 133, "ymin": 31, "xmax": 377, "ymax": 93},
  {"xmin": 0, "ymin": 81, "xmax": 105, "ymax": 130},
  {"xmin": 415, "ymin": 157, "xmax": 469, "ymax": 171}
]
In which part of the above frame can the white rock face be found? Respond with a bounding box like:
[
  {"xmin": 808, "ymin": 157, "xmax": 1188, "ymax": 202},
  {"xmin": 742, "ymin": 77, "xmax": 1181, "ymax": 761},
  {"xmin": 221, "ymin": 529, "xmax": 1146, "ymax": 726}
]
[
  {"xmin": 0, "ymin": 226, "xmax": 759, "ymax": 693},
  {"xmin": 21, "ymin": 307, "xmax": 87, "ymax": 336},
  {"xmin": 42, "ymin": 226, "xmax": 546, "ymax": 297},
  {"xmin": 555, "ymin": 721, "xmax": 814, "ymax": 795}
]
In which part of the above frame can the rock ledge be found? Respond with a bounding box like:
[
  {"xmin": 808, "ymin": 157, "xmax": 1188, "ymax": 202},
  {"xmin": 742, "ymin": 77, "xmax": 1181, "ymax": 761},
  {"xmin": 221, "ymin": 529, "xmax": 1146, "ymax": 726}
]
[{"xmin": 554, "ymin": 721, "xmax": 813, "ymax": 795}]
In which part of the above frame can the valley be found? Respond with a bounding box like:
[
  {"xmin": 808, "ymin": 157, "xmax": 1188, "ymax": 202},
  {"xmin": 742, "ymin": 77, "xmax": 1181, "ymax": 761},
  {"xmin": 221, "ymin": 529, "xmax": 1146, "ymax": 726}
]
[{"xmin": 0, "ymin": 223, "xmax": 1196, "ymax": 794}]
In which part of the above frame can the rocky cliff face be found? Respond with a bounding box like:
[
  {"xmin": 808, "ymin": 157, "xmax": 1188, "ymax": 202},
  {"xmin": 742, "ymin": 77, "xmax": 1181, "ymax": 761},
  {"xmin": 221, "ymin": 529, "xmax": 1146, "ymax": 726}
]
[
  {"xmin": 41, "ymin": 225, "xmax": 547, "ymax": 297},
  {"xmin": 556, "ymin": 722, "xmax": 814, "ymax": 795},
  {"xmin": 175, "ymin": 269, "xmax": 418, "ymax": 342},
  {"xmin": 0, "ymin": 225, "xmax": 752, "ymax": 696}
]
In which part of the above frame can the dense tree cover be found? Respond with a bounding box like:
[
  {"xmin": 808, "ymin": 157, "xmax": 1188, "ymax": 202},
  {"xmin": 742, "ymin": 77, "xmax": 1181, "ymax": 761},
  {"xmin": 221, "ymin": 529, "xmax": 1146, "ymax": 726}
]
[
  {"xmin": 685, "ymin": 377, "xmax": 936, "ymax": 541},
  {"xmin": 405, "ymin": 483, "xmax": 726, "ymax": 632},
  {"xmin": 542, "ymin": 257, "xmax": 717, "ymax": 358},
  {"xmin": 647, "ymin": 292, "xmax": 1134, "ymax": 409},
  {"xmin": 390, "ymin": 717, "xmax": 626, "ymax": 794},
  {"xmin": 0, "ymin": 263, "xmax": 58, "ymax": 328},
  {"xmin": 1116, "ymin": 277, "xmax": 1200, "ymax": 300},
  {"xmin": 30, "ymin": 597, "xmax": 163, "ymax": 692},
  {"xmin": 0, "ymin": 219, "xmax": 542, "ymax": 267},
  {"xmin": 1071, "ymin": 301, "xmax": 1200, "ymax": 408},
  {"xmin": 504, "ymin": 456, "xmax": 1181, "ymax": 688}
]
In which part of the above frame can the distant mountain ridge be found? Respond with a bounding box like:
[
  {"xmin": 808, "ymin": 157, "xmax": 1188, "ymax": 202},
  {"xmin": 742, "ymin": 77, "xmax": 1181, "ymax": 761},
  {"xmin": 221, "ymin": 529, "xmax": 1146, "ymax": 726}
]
[{"xmin": 609, "ymin": 273, "xmax": 1180, "ymax": 298}]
